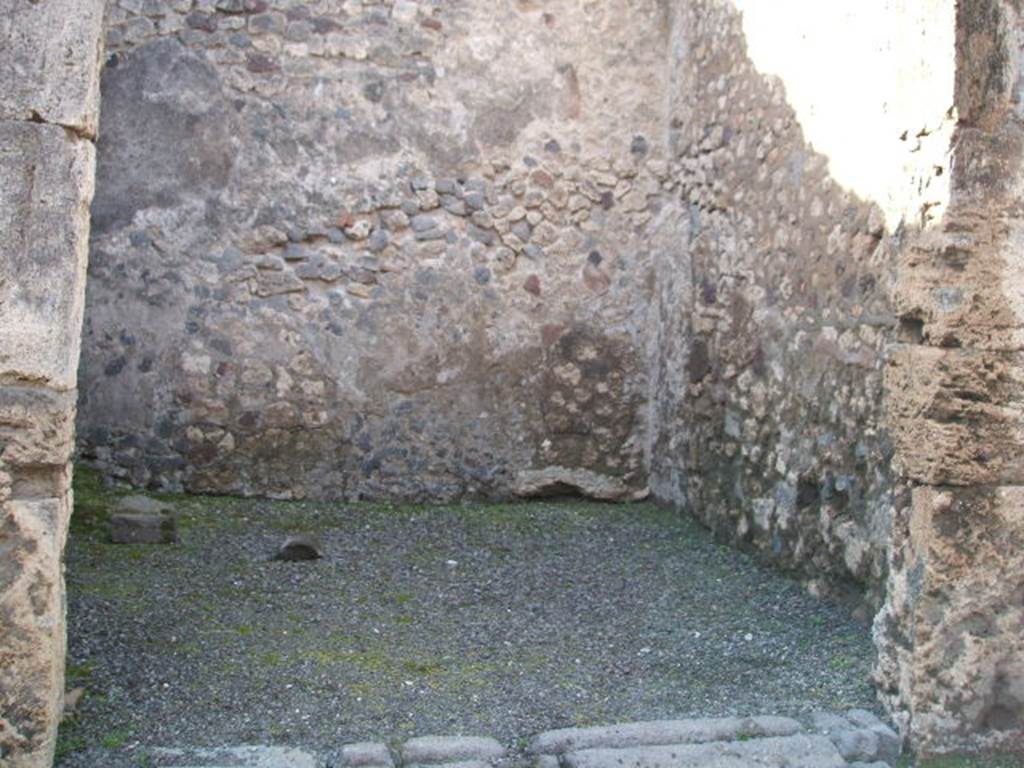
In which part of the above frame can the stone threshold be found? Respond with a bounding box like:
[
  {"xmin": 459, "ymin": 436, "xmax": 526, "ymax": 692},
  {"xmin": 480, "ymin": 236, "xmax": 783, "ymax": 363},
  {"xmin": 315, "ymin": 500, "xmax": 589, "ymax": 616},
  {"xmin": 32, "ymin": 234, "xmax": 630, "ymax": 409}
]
[{"xmin": 133, "ymin": 711, "xmax": 901, "ymax": 768}]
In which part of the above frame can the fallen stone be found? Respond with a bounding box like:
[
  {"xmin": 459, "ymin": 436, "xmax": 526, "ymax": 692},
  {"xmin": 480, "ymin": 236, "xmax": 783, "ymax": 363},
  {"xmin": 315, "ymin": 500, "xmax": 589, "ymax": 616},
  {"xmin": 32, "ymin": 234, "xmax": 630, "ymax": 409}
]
[
  {"xmin": 832, "ymin": 729, "xmax": 880, "ymax": 763},
  {"xmin": 340, "ymin": 742, "xmax": 394, "ymax": 768},
  {"xmin": 401, "ymin": 736, "xmax": 506, "ymax": 764},
  {"xmin": 113, "ymin": 494, "xmax": 175, "ymax": 516},
  {"xmin": 275, "ymin": 535, "xmax": 323, "ymax": 561},
  {"xmin": 109, "ymin": 512, "xmax": 178, "ymax": 544},
  {"xmin": 845, "ymin": 711, "xmax": 901, "ymax": 764},
  {"xmin": 530, "ymin": 716, "xmax": 803, "ymax": 755},
  {"xmin": 561, "ymin": 734, "xmax": 846, "ymax": 768}
]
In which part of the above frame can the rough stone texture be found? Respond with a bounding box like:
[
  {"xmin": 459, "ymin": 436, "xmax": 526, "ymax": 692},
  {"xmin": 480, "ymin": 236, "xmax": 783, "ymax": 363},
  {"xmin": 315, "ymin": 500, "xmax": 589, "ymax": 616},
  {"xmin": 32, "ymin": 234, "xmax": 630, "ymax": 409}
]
[
  {"xmin": 874, "ymin": 0, "xmax": 1024, "ymax": 757},
  {"xmin": 560, "ymin": 735, "xmax": 847, "ymax": 768},
  {"xmin": 339, "ymin": 742, "xmax": 394, "ymax": 768},
  {"xmin": 401, "ymin": 736, "xmax": 505, "ymax": 764},
  {"xmin": 646, "ymin": 0, "xmax": 954, "ymax": 613},
  {"xmin": 0, "ymin": 125, "xmax": 97, "ymax": 391},
  {"xmin": 0, "ymin": 0, "xmax": 105, "ymax": 136},
  {"xmin": 0, "ymin": 3, "xmax": 104, "ymax": 766},
  {"xmin": 529, "ymin": 717, "xmax": 802, "ymax": 755},
  {"xmin": 55, "ymin": 0, "xmax": 1023, "ymax": 760},
  {"xmin": 78, "ymin": 0, "xmax": 674, "ymax": 502},
  {"xmin": 154, "ymin": 745, "xmax": 320, "ymax": 767}
]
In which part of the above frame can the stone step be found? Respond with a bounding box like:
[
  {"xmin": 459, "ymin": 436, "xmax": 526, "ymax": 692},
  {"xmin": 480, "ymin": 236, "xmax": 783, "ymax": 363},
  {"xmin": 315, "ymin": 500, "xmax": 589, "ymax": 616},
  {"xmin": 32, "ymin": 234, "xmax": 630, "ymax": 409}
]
[
  {"xmin": 153, "ymin": 745, "xmax": 320, "ymax": 768},
  {"xmin": 401, "ymin": 735, "xmax": 507, "ymax": 765},
  {"xmin": 559, "ymin": 734, "xmax": 848, "ymax": 768},
  {"xmin": 529, "ymin": 717, "xmax": 803, "ymax": 755}
]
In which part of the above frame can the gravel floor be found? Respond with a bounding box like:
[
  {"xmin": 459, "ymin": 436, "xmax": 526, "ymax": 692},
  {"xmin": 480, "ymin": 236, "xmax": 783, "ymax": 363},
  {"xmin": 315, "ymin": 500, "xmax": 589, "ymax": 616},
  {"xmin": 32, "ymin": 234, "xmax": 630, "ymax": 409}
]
[{"xmin": 57, "ymin": 472, "xmax": 878, "ymax": 766}]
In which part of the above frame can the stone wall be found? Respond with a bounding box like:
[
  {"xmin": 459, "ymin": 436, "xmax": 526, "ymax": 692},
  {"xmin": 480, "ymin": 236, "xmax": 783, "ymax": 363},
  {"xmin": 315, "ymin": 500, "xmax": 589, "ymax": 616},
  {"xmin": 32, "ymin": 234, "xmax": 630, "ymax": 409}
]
[
  {"xmin": 875, "ymin": 0, "xmax": 1024, "ymax": 755},
  {"xmin": 647, "ymin": 0, "xmax": 955, "ymax": 613},
  {"xmin": 0, "ymin": 2, "xmax": 105, "ymax": 765},
  {"xmin": 77, "ymin": 0, "xmax": 678, "ymax": 502},
  {"xmin": 68, "ymin": 0, "xmax": 1024, "ymax": 759}
]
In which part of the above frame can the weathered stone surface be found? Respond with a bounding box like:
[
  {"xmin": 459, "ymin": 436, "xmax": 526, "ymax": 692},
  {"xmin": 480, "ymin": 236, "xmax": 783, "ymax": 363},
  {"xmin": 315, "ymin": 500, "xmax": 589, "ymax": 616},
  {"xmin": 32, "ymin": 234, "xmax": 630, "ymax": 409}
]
[
  {"xmin": 0, "ymin": 0, "xmax": 105, "ymax": 135},
  {"xmin": 339, "ymin": 742, "xmax": 394, "ymax": 768},
  {"xmin": 875, "ymin": 485, "xmax": 1024, "ymax": 757},
  {"xmin": 644, "ymin": 0, "xmax": 935, "ymax": 613},
  {"xmin": 0, "ymin": 388, "xmax": 77, "ymax": 471},
  {"xmin": 0, "ymin": 122, "xmax": 95, "ymax": 391},
  {"xmin": 0, "ymin": 5, "xmax": 102, "ymax": 766},
  {"xmin": 79, "ymin": 0, "xmax": 666, "ymax": 503},
  {"xmin": 0, "ymin": 496, "xmax": 72, "ymax": 766},
  {"xmin": 530, "ymin": 717, "xmax": 802, "ymax": 755},
  {"xmin": 157, "ymin": 744, "xmax": 320, "ymax": 767},
  {"xmin": 109, "ymin": 512, "xmax": 178, "ymax": 544},
  {"xmin": 886, "ymin": 345, "xmax": 1024, "ymax": 486},
  {"xmin": 401, "ymin": 736, "xmax": 506, "ymax": 764},
  {"xmin": 561, "ymin": 734, "xmax": 846, "ymax": 768}
]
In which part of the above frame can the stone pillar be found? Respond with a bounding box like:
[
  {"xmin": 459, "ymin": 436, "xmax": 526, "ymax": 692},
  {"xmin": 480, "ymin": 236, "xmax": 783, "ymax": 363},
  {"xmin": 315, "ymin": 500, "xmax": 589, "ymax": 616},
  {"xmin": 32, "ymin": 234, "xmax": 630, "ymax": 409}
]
[
  {"xmin": 877, "ymin": 0, "xmax": 1024, "ymax": 757},
  {"xmin": 0, "ymin": 2, "xmax": 105, "ymax": 765}
]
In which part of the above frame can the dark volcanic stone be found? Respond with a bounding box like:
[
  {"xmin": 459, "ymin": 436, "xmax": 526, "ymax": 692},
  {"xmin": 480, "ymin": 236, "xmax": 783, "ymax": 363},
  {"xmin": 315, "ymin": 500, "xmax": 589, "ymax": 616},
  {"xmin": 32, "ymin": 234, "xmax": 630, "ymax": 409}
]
[{"xmin": 275, "ymin": 535, "xmax": 323, "ymax": 561}]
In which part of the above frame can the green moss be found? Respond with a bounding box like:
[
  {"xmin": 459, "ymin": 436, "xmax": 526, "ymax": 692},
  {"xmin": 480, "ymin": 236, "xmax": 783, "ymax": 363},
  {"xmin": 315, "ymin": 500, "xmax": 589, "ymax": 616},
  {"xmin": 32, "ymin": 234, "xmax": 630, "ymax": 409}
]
[
  {"xmin": 65, "ymin": 660, "xmax": 95, "ymax": 684},
  {"xmin": 55, "ymin": 722, "xmax": 88, "ymax": 761},
  {"xmin": 100, "ymin": 728, "xmax": 131, "ymax": 749},
  {"xmin": 70, "ymin": 466, "xmax": 115, "ymax": 538},
  {"xmin": 259, "ymin": 651, "xmax": 283, "ymax": 667}
]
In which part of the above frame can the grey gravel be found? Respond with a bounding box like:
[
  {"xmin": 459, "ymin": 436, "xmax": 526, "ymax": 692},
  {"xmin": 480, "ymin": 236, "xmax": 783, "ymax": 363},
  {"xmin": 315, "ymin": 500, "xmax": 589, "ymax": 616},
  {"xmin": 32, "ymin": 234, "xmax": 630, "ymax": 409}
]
[{"xmin": 58, "ymin": 496, "xmax": 877, "ymax": 766}]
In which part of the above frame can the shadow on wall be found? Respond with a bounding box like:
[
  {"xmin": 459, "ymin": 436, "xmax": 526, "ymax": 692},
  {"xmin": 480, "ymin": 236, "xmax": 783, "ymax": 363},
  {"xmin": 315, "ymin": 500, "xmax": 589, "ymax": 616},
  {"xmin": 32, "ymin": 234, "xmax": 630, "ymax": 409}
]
[{"xmin": 648, "ymin": 0, "xmax": 955, "ymax": 614}]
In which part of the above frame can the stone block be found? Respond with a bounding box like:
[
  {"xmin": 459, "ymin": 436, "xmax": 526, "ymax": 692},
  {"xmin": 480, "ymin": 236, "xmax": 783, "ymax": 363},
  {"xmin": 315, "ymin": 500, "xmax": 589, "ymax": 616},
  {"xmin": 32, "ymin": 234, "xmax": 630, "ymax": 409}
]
[
  {"xmin": 881, "ymin": 485, "xmax": 1024, "ymax": 756},
  {"xmin": 886, "ymin": 345, "xmax": 1024, "ymax": 485},
  {"xmin": 0, "ymin": 122, "xmax": 95, "ymax": 390},
  {"xmin": 561, "ymin": 735, "xmax": 845, "ymax": 768},
  {"xmin": 339, "ymin": 742, "xmax": 394, "ymax": 768},
  {"xmin": 0, "ymin": 0, "xmax": 105, "ymax": 135},
  {"xmin": 0, "ymin": 387, "xmax": 77, "ymax": 468},
  {"xmin": 529, "ymin": 717, "xmax": 803, "ymax": 755},
  {"xmin": 109, "ymin": 512, "xmax": 178, "ymax": 544},
  {"xmin": 0, "ymin": 497, "xmax": 71, "ymax": 765},
  {"xmin": 401, "ymin": 736, "xmax": 506, "ymax": 764},
  {"xmin": 157, "ymin": 745, "xmax": 320, "ymax": 767}
]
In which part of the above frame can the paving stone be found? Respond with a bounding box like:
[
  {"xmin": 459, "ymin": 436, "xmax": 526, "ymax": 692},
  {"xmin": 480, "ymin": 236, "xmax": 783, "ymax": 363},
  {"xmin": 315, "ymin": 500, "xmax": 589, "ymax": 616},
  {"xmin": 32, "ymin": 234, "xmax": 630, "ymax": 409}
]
[
  {"xmin": 845, "ymin": 711, "xmax": 900, "ymax": 764},
  {"xmin": 157, "ymin": 745, "xmax": 320, "ymax": 767},
  {"xmin": 405, "ymin": 761, "xmax": 493, "ymax": 768},
  {"xmin": 529, "ymin": 717, "xmax": 803, "ymax": 755},
  {"xmin": 339, "ymin": 742, "xmax": 394, "ymax": 768},
  {"xmin": 401, "ymin": 736, "xmax": 506, "ymax": 764},
  {"xmin": 832, "ymin": 729, "xmax": 881, "ymax": 763},
  {"xmin": 561, "ymin": 734, "xmax": 846, "ymax": 768}
]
